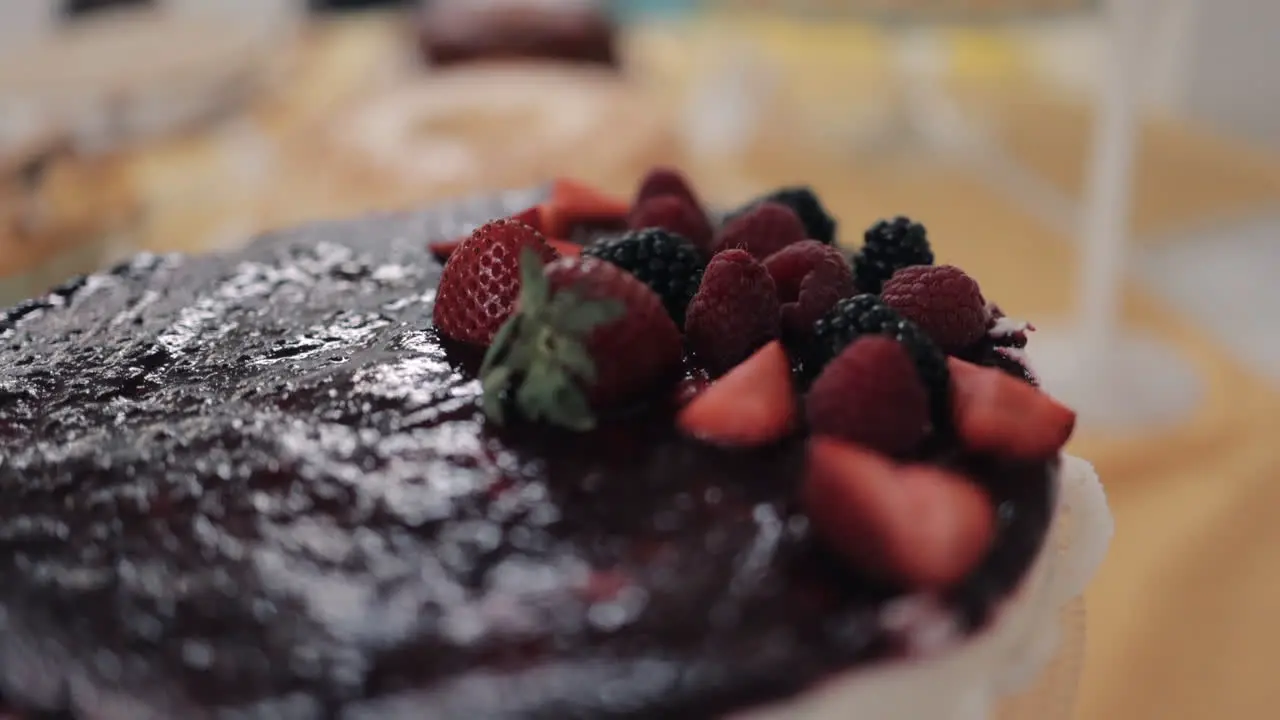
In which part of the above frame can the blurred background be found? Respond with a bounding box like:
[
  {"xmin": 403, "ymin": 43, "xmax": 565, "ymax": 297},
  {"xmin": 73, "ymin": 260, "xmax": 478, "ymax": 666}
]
[{"xmin": 2, "ymin": 0, "xmax": 1278, "ymax": 718}]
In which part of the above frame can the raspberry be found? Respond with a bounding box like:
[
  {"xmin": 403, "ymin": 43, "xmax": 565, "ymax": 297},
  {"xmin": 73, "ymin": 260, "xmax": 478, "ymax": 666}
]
[
  {"xmin": 764, "ymin": 240, "xmax": 857, "ymax": 342},
  {"xmin": 582, "ymin": 228, "xmax": 706, "ymax": 327},
  {"xmin": 714, "ymin": 201, "xmax": 807, "ymax": 260},
  {"xmin": 627, "ymin": 195, "xmax": 714, "ymax": 257},
  {"xmin": 853, "ymin": 216, "xmax": 934, "ymax": 293},
  {"xmin": 807, "ymin": 336, "xmax": 930, "ymax": 457},
  {"xmin": 880, "ymin": 265, "xmax": 987, "ymax": 354},
  {"xmin": 728, "ymin": 186, "xmax": 838, "ymax": 245},
  {"xmin": 685, "ymin": 249, "xmax": 781, "ymax": 374},
  {"xmin": 635, "ymin": 166, "xmax": 703, "ymax": 210},
  {"xmin": 808, "ymin": 294, "xmax": 950, "ymax": 430}
]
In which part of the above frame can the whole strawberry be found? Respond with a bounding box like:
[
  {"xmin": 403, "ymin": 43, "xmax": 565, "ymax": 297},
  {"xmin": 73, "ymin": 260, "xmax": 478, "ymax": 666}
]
[
  {"xmin": 764, "ymin": 240, "xmax": 857, "ymax": 342},
  {"xmin": 714, "ymin": 201, "xmax": 807, "ymax": 260},
  {"xmin": 628, "ymin": 195, "xmax": 714, "ymax": 256},
  {"xmin": 880, "ymin": 265, "xmax": 987, "ymax": 354},
  {"xmin": 806, "ymin": 335, "xmax": 931, "ymax": 457},
  {"xmin": 480, "ymin": 250, "xmax": 682, "ymax": 429},
  {"xmin": 433, "ymin": 219, "xmax": 559, "ymax": 346},
  {"xmin": 685, "ymin": 249, "xmax": 781, "ymax": 374}
]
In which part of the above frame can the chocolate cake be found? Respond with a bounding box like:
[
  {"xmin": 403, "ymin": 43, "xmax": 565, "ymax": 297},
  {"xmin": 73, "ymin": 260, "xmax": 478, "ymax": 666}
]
[{"xmin": 0, "ymin": 180, "xmax": 1086, "ymax": 719}]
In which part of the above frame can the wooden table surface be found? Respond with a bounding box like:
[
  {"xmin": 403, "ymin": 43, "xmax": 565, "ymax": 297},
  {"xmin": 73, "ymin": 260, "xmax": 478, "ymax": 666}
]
[{"xmin": 7, "ymin": 13, "xmax": 1280, "ymax": 720}]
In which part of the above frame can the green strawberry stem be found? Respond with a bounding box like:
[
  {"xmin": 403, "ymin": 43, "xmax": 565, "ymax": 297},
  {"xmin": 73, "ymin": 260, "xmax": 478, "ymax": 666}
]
[{"xmin": 480, "ymin": 247, "xmax": 624, "ymax": 431}]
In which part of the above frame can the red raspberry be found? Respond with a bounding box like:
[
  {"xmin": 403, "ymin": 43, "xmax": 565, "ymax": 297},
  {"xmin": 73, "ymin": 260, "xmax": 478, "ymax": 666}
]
[
  {"xmin": 685, "ymin": 249, "xmax": 781, "ymax": 374},
  {"xmin": 806, "ymin": 336, "xmax": 930, "ymax": 458},
  {"xmin": 628, "ymin": 195, "xmax": 714, "ymax": 256},
  {"xmin": 714, "ymin": 201, "xmax": 807, "ymax": 260},
  {"xmin": 432, "ymin": 219, "xmax": 558, "ymax": 345},
  {"xmin": 634, "ymin": 166, "xmax": 702, "ymax": 210},
  {"xmin": 880, "ymin": 265, "xmax": 987, "ymax": 354},
  {"xmin": 764, "ymin": 240, "xmax": 857, "ymax": 340}
]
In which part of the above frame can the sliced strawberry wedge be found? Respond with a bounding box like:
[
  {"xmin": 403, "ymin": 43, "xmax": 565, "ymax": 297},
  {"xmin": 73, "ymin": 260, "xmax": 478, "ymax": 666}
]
[
  {"xmin": 546, "ymin": 238, "xmax": 582, "ymax": 257},
  {"xmin": 677, "ymin": 341, "xmax": 796, "ymax": 447},
  {"xmin": 428, "ymin": 237, "xmax": 463, "ymax": 263},
  {"xmin": 542, "ymin": 177, "xmax": 629, "ymax": 238},
  {"xmin": 804, "ymin": 438, "xmax": 996, "ymax": 591},
  {"xmin": 430, "ymin": 206, "xmax": 548, "ymax": 263},
  {"xmin": 511, "ymin": 205, "xmax": 544, "ymax": 232},
  {"xmin": 948, "ymin": 358, "xmax": 1076, "ymax": 460}
]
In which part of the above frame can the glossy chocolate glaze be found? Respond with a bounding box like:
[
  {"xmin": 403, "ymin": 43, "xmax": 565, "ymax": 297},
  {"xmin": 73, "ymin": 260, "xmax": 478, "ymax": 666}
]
[{"xmin": 0, "ymin": 202, "xmax": 1054, "ymax": 719}]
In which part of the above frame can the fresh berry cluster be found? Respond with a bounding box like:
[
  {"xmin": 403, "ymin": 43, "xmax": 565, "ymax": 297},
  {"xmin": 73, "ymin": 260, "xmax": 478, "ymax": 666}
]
[{"xmin": 428, "ymin": 168, "xmax": 1074, "ymax": 592}]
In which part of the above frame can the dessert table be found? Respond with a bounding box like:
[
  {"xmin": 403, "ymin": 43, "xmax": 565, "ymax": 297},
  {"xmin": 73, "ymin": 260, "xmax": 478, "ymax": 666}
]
[{"xmin": 3, "ymin": 11, "xmax": 1280, "ymax": 720}]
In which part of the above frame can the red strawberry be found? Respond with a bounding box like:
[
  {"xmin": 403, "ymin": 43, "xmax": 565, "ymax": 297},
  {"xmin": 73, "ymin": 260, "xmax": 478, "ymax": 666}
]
[
  {"xmin": 542, "ymin": 178, "xmax": 629, "ymax": 239},
  {"xmin": 948, "ymin": 358, "xmax": 1076, "ymax": 459},
  {"xmin": 803, "ymin": 438, "xmax": 996, "ymax": 590},
  {"xmin": 546, "ymin": 257, "xmax": 682, "ymax": 410},
  {"xmin": 635, "ymin": 166, "xmax": 702, "ymax": 210},
  {"xmin": 479, "ymin": 250, "xmax": 683, "ymax": 429},
  {"xmin": 628, "ymin": 195, "xmax": 714, "ymax": 256},
  {"xmin": 433, "ymin": 219, "xmax": 558, "ymax": 345},
  {"xmin": 764, "ymin": 240, "xmax": 857, "ymax": 340},
  {"xmin": 678, "ymin": 341, "xmax": 796, "ymax": 446},
  {"xmin": 684, "ymin": 249, "xmax": 781, "ymax": 374},
  {"xmin": 714, "ymin": 201, "xmax": 807, "ymax": 260},
  {"xmin": 807, "ymin": 336, "xmax": 930, "ymax": 457},
  {"xmin": 881, "ymin": 265, "xmax": 988, "ymax": 354}
]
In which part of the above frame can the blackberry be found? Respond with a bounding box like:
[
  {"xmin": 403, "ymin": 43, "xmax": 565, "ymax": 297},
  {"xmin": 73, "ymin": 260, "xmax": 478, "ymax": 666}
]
[
  {"xmin": 808, "ymin": 294, "xmax": 951, "ymax": 429},
  {"xmin": 582, "ymin": 228, "xmax": 705, "ymax": 326},
  {"xmin": 726, "ymin": 186, "xmax": 838, "ymax": 245},
  {"xmin": 853, "ymin": 216, "xmax": 934, "ymax": 294}
]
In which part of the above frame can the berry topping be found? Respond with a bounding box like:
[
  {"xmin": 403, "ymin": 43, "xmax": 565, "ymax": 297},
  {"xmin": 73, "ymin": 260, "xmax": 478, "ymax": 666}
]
[
  {"xmin": 582, "ymin": 228, "xmax": 706, "ymax": 326},
  {"xmin": 880, "ymin": 264, "xmax": 988, "ymax": 354},
  {"xmin": 628, "ymin": 194, "xmax": 714, "ymax": 256},
  {"xmin": 714, "ymin": 201, "xmax": 807, "ymax": 261},
  {"xmin": 803, "ymin": 438, "xmax": 996, "ymax": 591},
  {"xmin": 685, "ymin": 249, "xmax": 781, "ymax": 374},
  {"xmin": 678, "ymin": 341, "xmax": 796, "ymax": 447},
  {"xmin": 730, "ymin": 186, "xmax": 838, "ymax": 245},
  {"xmin": 635, "ymin": 166, "xmax": 703, "ymax": 211},
  {"xmin": 480, "ymin": 249, "xmax": 682, "ymax": 429},
  {"xmin": 764, "ymin": 240, "xmax": 857, "ymax": 341},
  {"xmin": 432, "ymin": 219, "xmax": 558, "ymax": 346},
  {"xmin": 808, "ymin": 295, "xmax": 950, "ymax": 429},
  {"xmin": 542, "ymin": 177, "xmax": 630, "ymax": 239},
  {"xmin": 853, "ymin": 216, "xmax": 934, "ymax": 294},
  {"xmin": 807, "ymin": 336, "xmax": 930, "ymax": 457},
  {"xmin": 948, "ymin": 358, "xmax": 1076, "ymax": 459}
]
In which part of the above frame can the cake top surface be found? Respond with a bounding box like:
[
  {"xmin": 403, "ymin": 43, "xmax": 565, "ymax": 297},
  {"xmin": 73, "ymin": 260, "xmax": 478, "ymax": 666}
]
[{"xmin": 0, "ymin": 180, "xmax": 1064, "ymax": 719}]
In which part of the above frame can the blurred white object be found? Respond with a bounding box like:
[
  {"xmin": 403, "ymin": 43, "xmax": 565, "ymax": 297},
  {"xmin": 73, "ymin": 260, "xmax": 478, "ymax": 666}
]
[
  {"xmin": 682, "ymin": 35, "xmax": 775, "ymax": 160},
  {"xmin": 1032, "ymin": 0, "xmax": 1203, "ymax": 431}
]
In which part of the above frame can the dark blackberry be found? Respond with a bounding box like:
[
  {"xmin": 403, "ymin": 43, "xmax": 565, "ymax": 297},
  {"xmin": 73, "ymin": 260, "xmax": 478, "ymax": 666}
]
[
  {"xmin": 808, "ymin": 294, "xmax": 951, "ymax": 430},
  {"xmin": 582, "ymin": 228, "xmax": 705, "ymax": 326},
  {"xmin": 726, "ymin": 186, "xmax": 838, "ymax": 245},
  {"xmin": 853, "ymin": 216, "xmax": 934, "ymax": 294}
]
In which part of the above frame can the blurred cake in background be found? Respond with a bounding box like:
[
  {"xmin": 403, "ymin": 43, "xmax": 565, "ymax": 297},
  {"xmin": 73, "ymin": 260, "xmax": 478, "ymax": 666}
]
[
  {"xmin": 415, "ymin": 0, "xmax": 618, "ymax": 68},
  {"xmin": 276, "ymin": 61, "xmax": 676, "ymax": 226}
]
